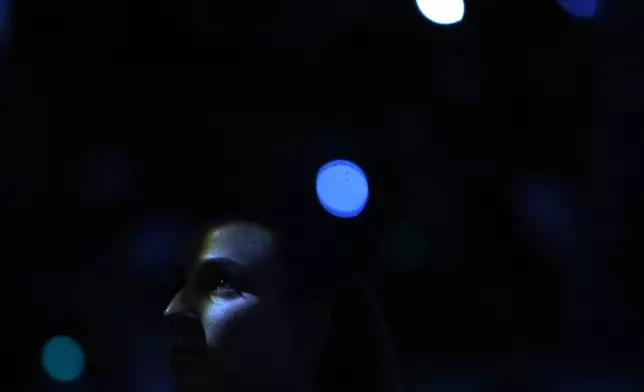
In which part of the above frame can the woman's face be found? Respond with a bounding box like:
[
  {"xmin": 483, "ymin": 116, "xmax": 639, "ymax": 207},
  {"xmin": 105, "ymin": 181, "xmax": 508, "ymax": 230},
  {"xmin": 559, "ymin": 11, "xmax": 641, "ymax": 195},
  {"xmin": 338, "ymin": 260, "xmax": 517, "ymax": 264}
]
[{"xmin": 164, "ymin": 223, "xmax": 318, "ymax": 392}]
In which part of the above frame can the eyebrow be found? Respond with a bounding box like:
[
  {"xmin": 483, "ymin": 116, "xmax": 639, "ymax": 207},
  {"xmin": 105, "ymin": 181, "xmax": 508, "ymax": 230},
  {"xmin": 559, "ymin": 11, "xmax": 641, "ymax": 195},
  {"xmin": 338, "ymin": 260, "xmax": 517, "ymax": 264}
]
[{"xmin": 190, "ymin": 257, "xmax": 238, "ymax": 276}]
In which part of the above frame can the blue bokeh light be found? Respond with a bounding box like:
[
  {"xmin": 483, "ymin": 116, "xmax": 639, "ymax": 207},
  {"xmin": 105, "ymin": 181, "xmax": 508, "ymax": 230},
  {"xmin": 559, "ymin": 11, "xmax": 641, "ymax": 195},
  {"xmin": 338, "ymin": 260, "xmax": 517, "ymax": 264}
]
[
  {"xmin": 416, "ymin": 0, "xmax": 465, "ymax": 25},
  {"xmin": 41, "ymin": 335, "xmax": 85, "ymax": 382},
  {"xmin": 316, "ymin": 159, "xmax": 369, "ymax": 218},
  {"xmin": 557, "ymin": 0, "xmax": 597, "ymax": 18}
]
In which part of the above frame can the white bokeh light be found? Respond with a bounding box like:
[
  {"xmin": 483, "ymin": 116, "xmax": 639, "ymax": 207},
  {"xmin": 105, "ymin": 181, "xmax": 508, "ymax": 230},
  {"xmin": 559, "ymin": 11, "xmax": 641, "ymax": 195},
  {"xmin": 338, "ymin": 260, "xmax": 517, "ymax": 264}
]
[
  {"xmin": 416, "ymin": 0, "xmax": 465, "ymax": 25},
  {"xmin": 316, "ymin": 159, "xmax": 369, "ymax": 218}
]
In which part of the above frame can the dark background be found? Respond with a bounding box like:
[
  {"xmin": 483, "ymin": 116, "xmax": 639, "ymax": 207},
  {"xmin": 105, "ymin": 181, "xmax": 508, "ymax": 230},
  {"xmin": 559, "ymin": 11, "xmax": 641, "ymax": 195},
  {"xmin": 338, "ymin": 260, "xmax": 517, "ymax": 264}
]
[{"xmin": 4, "ymin": 0, "xmax": 644, "ymax": 390}]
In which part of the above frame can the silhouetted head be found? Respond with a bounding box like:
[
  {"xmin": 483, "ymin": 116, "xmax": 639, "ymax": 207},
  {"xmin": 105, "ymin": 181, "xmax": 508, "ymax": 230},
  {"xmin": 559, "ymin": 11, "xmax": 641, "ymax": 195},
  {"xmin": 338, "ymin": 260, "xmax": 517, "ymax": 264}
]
[{"xmin": 164, "ymin": 220, "xmax": 399, "ymax": 392}]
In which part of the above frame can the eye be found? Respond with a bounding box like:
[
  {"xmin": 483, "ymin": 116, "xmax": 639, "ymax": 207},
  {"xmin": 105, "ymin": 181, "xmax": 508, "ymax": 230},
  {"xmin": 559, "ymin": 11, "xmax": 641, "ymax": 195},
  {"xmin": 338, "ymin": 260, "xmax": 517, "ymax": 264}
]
[
  {"xmin": 210, "ymin": 278, "xmax": 232, "ymax": 291},
  {"xmin": 202, "ymin": 273, "xmax": 231, "ymax": 291},
  {"xmin": 197, "ymin": 269, "xmax": 243, "ymax": 298},
  {"xmin": 208, "ymin": 282, "xmax": 243, "ymax": 299}
]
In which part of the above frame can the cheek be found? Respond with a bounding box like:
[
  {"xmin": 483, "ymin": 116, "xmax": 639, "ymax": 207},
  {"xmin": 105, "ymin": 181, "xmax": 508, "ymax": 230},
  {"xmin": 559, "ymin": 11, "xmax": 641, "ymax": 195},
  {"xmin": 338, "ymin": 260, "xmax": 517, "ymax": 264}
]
[
  {"xmin": 202, "ymin": 294, "xmax": 289, "ymax": 360},
  {"xmin": 200, "ymin": 296, "xmax": 294, "ymax": 370},
  {"xmin": 200, "ymin": 296, "xmax": 254, "ymax": 348}
]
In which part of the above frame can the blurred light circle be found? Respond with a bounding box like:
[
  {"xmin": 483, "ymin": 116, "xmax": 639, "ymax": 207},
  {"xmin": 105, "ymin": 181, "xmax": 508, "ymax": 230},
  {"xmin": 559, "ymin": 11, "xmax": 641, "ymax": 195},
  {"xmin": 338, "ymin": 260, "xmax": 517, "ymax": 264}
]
[
  {"xmin": 316, "ymin": 160, "xmax": 369, "ymax": 218},
  {"xmin": 416, "ymin": 0, "xmax": 465, "ymax": 25},
  {"xmin": 557, "ymin": 0, "xmax": 597, "ymax": 18},
  {"xmin": 41, "ymin": 335, "xmax": 85, "ymax": 382}
]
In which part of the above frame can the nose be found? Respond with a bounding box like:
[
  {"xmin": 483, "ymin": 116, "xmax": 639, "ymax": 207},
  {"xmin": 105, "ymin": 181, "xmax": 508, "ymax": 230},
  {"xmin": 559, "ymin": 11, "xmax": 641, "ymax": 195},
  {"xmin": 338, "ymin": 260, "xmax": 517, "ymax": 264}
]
[
  {"xmin": 164, "ymin": 291, "xmax": 206, "ymax": 349},
  {"xmin": 164, "ymin": 290, "xmax": 200, "ymax": 319}
]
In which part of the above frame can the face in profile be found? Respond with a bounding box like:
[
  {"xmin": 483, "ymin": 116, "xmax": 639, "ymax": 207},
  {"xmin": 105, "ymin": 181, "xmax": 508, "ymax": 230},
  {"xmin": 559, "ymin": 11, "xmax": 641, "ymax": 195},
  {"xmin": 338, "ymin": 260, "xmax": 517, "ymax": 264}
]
[{"xmin": 164, "ymin": 222, "xmax": 327, "ymax": 392}]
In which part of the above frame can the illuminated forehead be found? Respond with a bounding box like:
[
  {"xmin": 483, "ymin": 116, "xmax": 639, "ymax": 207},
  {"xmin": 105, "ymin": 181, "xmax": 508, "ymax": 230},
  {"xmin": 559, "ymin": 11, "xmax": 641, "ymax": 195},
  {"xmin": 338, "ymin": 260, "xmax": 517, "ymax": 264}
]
[{"xmin": 198, "ymin": 223, "xmax": 276, "ymax": 266}]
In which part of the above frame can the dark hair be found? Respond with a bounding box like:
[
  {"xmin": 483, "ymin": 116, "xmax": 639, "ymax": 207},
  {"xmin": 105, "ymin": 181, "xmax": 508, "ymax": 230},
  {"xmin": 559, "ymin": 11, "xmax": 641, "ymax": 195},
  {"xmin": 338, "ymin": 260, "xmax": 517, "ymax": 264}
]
[
  {"xmin": 265, "ymin": 223, "xmax": 401, "ymax": 392},
  {"xmin": 274, "ymin": 230, "xmax": 401, "ymax": 392},
  {"xmin": 316, "ymin": 274, "xmax": 401, "ymax": 392}
]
